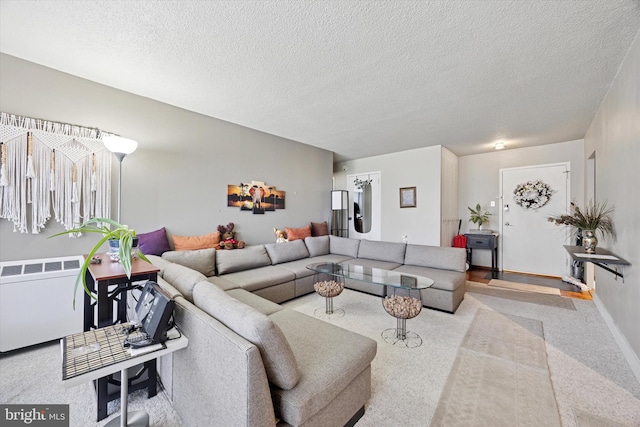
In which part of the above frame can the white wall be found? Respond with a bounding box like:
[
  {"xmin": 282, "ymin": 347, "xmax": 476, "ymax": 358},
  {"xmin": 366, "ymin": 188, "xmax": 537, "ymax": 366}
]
[
  {"xmin": 458, "ymin": 139, "xmax": 585, "ymax": 267},
  {"xmin": 0, "ymin": 54, "xmax": 333, "ymax": 261},
  {"xmin": 584, "ymin": 31, "xmax": 640, "ymax": 373},
  {"xmin": 333, "ymin": 146, "xmax": 443, "ymax": 245}
]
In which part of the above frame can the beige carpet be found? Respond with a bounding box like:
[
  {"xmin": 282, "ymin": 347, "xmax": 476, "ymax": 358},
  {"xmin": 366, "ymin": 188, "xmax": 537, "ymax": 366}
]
[
  {"xmin": 466, "ymin": 281, "xmax": 576, "ymax": 310},
  {"xmin": 488, "ymin": 278, "xmax": 561, "ymax": 295},
  {"xmin": 430, "ymin": 309, "xmax": 562, "ymax": 427}
]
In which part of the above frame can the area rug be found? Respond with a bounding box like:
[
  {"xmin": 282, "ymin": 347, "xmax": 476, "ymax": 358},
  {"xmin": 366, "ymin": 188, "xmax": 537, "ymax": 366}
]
[
  {"xmin": 466, "ymin": 281, "xmax": 576, "ymax": 311},
  {"xmin": 573, "ymin": 408, "xmax": 627, "ymax": 427},
  {"xmin": 488, "ymin": 278, "xmax": 561, "ymax": 295},
  {"xmin": 429, "ymin": 309, "xmax": 562, "ymax": 427}
]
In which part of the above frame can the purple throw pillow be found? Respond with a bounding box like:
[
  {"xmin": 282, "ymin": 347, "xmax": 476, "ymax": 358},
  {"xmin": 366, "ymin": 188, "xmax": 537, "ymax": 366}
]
[{"xmin": 137, "ymin": 227, "xmax": 171, "ymax": 256}]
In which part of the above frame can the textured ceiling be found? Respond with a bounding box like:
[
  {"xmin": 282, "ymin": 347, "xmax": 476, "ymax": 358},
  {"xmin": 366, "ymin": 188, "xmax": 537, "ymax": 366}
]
[{"xmin": 1, "ymin": 1, "xmax": 639, "ymax": 161}]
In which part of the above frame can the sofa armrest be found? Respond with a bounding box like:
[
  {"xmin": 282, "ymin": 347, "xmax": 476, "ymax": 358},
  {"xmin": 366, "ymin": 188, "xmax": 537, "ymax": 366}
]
[{"xmin": 171, "ymin": 297, "xmax": 276, "ymax": 427}]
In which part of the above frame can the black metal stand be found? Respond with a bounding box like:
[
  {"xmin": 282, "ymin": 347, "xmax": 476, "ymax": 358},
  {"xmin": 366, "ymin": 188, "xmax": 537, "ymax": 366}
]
[
  {"xmin": 563, "ymin": 245, "xmax": 630, "ymax": 282},
  {"xmin": 84, "ymin": 268, "xmax": 159, "ymax": 421}
]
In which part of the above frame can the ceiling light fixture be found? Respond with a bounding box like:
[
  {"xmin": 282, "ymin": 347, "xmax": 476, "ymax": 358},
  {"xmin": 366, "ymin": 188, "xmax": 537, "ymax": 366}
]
[{"xmin": 494, "ymin": 141, "xmax": 505, "ymax": 150}]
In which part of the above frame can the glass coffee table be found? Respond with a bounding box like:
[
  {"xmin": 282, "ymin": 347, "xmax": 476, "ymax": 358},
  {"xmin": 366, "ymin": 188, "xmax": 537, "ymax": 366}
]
[{"xmin": 306, "ymin": 262, "xmax": 434, "ymax": 348}]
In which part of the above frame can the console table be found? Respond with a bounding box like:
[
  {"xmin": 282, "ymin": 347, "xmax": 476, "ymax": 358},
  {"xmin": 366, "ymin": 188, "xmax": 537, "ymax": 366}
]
[
  {"xmin": 465, "ymin": 233, "xmax": 499, "ymax": 278},
  {"xmin": 62, "ymin": 324, "xmax": 187, "ymax": 427},
  {"xmin": 84, "ymin": 254, "xmax": 160, "ymax": 421}
]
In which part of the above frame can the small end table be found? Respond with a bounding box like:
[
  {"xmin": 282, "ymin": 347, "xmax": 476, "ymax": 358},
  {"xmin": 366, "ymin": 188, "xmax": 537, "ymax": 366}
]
[
  {"xmin": 62, "ymin": 324, "xmax": 187, "ymax": 427},
  {"xmin": 465, "ymin": 233, "xmax": 499, "ymax": 278}
]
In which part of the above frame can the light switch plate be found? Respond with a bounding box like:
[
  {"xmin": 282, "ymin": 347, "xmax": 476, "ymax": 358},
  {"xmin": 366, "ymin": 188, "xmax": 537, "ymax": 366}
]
[{"xmin": 490, "ymin": 201, "xmax": 496, "ymax": 207}]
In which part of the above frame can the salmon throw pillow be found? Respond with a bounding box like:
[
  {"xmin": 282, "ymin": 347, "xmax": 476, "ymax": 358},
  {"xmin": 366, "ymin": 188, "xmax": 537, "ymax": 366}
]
[
  {"xmin": 285, "ymin": 225, "xmax": 312, "ymax": 242},
  {"xmin": 172, "ymin": 231, "xmax": 221, "ymax": 251}
]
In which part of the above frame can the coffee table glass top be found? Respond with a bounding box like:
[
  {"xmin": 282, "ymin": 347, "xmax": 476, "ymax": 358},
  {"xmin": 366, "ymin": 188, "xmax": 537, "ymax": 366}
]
[{"xmin": 306, "ymin": 262, "xmax": 434, "ymax": 290}]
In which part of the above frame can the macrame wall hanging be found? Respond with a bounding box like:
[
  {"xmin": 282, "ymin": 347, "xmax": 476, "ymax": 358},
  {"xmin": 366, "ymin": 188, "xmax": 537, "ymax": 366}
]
[{"xmin": 0, "ymin": 112, "xmax": 111, "ymax": 234}]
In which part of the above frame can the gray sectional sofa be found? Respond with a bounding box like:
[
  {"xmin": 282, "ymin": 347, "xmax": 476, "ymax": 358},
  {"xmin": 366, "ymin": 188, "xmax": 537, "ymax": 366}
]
[{"xmin": 147, "ymin": 235, "xmax": 466, "ymax": 427}]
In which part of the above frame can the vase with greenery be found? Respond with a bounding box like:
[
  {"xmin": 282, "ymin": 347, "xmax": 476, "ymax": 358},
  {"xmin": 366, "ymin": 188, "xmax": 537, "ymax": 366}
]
[
  {"xmin": 50, "ymin": 217, "xmax": 149, "ymax": 307},
  {"xmin": 468, "ymin": 203, "xmax": 491, "ymax": 230},
  {"xmin": 547, "ymin": 200, "xmax": 616, "ymax": 253}
]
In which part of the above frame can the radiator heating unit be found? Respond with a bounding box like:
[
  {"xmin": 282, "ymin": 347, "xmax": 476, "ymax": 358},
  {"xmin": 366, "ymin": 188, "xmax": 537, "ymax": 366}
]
[{"xmin": 0, "ymin": 256, "xmax": 85, "ymax": 352}]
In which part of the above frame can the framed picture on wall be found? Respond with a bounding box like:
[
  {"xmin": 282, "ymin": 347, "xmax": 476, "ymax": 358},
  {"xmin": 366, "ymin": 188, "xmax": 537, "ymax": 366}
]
[{"xmin": 400, "ymin": 187, "xmax": 416, "ymax": 208}]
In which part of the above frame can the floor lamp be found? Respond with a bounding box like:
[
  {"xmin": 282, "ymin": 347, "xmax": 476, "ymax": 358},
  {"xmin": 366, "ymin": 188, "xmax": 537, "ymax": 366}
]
[{"xmin": 102, "ymin": 135, "xmax": 138, "ymax": 223}]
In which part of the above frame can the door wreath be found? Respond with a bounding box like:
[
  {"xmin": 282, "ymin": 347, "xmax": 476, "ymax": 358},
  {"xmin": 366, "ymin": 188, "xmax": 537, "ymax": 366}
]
[{"xmin": 513, "ymin": 180, "xmax": 554, "ymax": 209}]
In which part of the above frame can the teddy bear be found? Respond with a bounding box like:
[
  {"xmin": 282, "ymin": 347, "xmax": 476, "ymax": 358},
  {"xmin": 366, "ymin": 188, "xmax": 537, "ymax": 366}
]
[
  {"xmin": 274, "ymin": 227, "xmax": 288, "ymax": 243},
  {"xmin": 217, "ymin": 222, "xmax": 246, "ymax": 250}
]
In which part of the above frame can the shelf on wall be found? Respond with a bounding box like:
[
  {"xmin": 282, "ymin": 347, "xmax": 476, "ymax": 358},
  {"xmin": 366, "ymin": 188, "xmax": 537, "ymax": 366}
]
[{"xmin": 564, "ymin": 245, "xmax": 630, "ymax": 281}]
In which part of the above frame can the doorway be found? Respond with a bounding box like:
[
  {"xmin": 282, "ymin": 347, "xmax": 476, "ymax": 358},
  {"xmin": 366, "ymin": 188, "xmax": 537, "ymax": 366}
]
[
  {"xmin": 347, "ymin": 171, "xmax": 381, "ymax": 241},
  {"xmin": 500, "ymin": 163, "xmax": 570, "ymax": 277}
]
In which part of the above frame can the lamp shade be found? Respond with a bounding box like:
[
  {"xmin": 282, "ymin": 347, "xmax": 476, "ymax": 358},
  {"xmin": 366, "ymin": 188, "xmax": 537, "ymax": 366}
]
[{"xmin": 102, "ymin": 135, "xmax": 138, "ymax": 154}]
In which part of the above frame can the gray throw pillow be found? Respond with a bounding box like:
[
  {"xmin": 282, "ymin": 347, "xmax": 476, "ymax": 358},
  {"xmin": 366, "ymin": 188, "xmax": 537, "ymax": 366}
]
[
  {"xmin": 358, "ymin": 239, "xmax": 406, "ymax": 263},
  {"xmin": 329, "ymin": 235, "xmax": 360, "ymax": 257},
  {"xmin": 193, "ymin": 282, "xmax": 300, "ymax": 390},
  {"xmin": 162, "ymin": 263, "xmax": 207, "ymax": 302},
  {"xmin": 264, "ymin": 240, "xmax": 310, "ymax": 265},
  {"xmin": 216, "ymin": 245, "xmax": 272, "ymax": 275},
  {"xmin": 162, "ymin": 248, "xmax": 216, "ymax": 277},
  {"xmin": 304, "ymin": 236, "xmax": 330, "ymax": 257}
]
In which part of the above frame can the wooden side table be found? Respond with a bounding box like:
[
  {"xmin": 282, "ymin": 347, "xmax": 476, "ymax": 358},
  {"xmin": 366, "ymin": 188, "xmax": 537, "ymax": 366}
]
[
  {"xmin": 84, "ymin": 253, "xmax": 160, "ymax": 421},
  {"xmin": 465, "ymin": 233, "xmax": 499, "ymax": 278},
  {"xmin": 62, "ymin": 324, "xmax": 187, "ymax": 427}
]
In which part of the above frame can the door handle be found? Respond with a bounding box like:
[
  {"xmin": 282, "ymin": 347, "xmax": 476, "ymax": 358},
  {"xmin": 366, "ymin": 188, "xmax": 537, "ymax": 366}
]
[{"xmin": 504, "ymin": 222, "xmax": 513, "ymax": 226}]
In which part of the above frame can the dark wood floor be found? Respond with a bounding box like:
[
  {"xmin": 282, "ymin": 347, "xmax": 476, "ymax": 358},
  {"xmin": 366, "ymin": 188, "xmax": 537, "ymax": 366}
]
[{"xmin": 467, "ymin": 267, "xmax": 592, "ymax": 300}]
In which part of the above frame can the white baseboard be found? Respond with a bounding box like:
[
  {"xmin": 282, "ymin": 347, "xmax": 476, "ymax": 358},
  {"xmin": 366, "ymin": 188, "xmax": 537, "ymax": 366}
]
[{"xmin": 592, "ymin": 294, "xmax": 640, "ymax": 384}]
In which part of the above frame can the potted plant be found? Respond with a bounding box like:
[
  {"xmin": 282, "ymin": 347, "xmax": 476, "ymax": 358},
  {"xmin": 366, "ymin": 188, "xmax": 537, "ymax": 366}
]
[
  {"xmin": 468, "ymin": 203, "xmax": 491, "ymax": 231},
  {"xmin": 547, "ymin": 200, "xmax": 616, "ymax": 253},
  {"xmin": 50, "ymin": 217, "xmax": 150, "ymax": 307}
]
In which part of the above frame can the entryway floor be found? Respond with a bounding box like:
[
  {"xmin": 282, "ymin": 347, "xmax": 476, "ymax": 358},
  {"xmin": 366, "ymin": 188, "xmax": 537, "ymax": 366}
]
[{"xmin": 467, "ymin": 267, "xmax": 592, "ymax": 300}]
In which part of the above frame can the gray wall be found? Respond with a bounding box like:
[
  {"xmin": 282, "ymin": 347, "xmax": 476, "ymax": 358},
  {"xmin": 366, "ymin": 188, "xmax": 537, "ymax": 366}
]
[
  {"xmin": 458, "ymin": 139, "xmax": 585, "ymax": 268},
  {"xmin": 0, "ymin": 54, "xmax": 333, "ymax": 261},
  {"xmin": 584, "ymin": 31, "xmax": 640, "ymax": 371},
  {"xmin": 333, "ymin": 146, "xmax": 443, "ymax": 245}
]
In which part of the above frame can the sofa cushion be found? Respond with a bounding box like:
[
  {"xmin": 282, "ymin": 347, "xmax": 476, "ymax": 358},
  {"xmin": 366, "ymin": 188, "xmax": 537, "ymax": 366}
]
[
  {"xmin": 329, "ymin": 235, "xmax": 360, "ymax": 258},
  {"xmin": 404, "ymin": 244, "xmax": 467, "ymax": 273},
  {"xmin": 206, "ymin": 275, "xmax": 241, "ymax": 291},
  {"xmin": 146, "ymin": 254, "xmax": 171, "ymax": 276},
  {"xmin": 155, "ymin": 276, "xmax": 184, "ymax": 300},
  {"xmin": 220, "ymin": 266, "xmax": 296, "ymax": 292},
  {"xmin": 273, "ymin": 260, "xmax": 316, "ymax": 279},
  {"xmin": 285, "ymin": 225, "xmax": 311, "ymax": 241},
  {"xmin": 172, "ymin": 231, "xmax": 221, "ymax": 251},
  {"xmin": 304, "ymin": 235, "xmax": 329, "ymax": 257},
  {"xmin": 357, "ymin": 239, "xmax": 406, "ymax": 264},
  {"xmin": 162, "ymin": 262, "xmax": 207, "ymax": 302},
  {"xmin": 193, "ymin": 282, "xmax": 300, "ymax": 390},
  {"xmin": 393, "ymin": 264, "xmax": 466, "ymax": 291},
  {"xmin": 216, "ymin": 245, "xmax": 272, "ymax": 275},
  {"xmin": 265, "ymin": 240, "xmax": 310, "ymax": 265},
  {"xmin": 340, "ymin": 258, "xmax": 403, "ymax": 271},
  {"xmin": 270, "ymin": 309, "xmax": 377, "ymax": 425},
  {"xmin": 162, "ymin": 248, "xmax": 216, "ymax": 277},
  {"xmin": 310, "ymin": 221, "xmax": 329, "ymax": 236},
  {"xmin": 225, "ymin": 289, "xmax": 283, "ymax": 316},
  {"xmin": 137, "ymin": 227, "xmax": 171, "ymax": 256}
]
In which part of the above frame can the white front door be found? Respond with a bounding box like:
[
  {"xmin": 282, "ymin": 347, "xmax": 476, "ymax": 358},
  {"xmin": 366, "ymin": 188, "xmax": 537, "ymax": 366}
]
[
  {"xmin": 348, "ymin": 172, "xmax": 381, "ymax": 241},
  {"xmin": 500, "ymin": 163, "xmax": 570, "ymax": 277}
]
